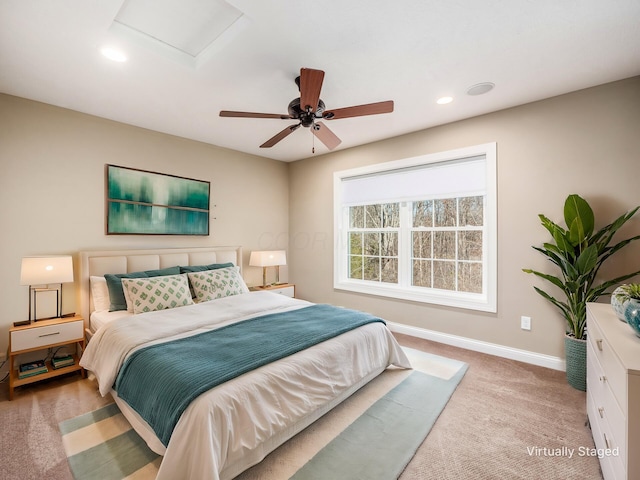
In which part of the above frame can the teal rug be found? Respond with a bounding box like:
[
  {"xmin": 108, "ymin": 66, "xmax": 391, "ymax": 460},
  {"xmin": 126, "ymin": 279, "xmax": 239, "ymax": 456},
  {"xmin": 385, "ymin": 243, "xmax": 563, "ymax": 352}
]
[{"xmin": 59, "ymin": 348, "xmax": 467, "ymax": 480}]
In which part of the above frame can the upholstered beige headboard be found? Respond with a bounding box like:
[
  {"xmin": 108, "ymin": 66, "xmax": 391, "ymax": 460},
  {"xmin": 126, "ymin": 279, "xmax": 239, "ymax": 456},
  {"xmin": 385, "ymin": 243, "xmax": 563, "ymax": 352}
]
[{"xmin": 79, "ymin": 246, "xmax": 242, "ymax": 330}]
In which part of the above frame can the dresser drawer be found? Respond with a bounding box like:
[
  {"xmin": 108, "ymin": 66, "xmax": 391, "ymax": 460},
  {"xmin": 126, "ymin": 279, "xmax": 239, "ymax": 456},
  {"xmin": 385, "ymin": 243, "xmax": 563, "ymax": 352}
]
[
  {"xmin": 588, "ymin": 389, "xmax": 626, "ymax": 480},
  {"xmin": 588, "ymin": 317, "xmax": 627, "ymax": 412},
  {"xmin": 10, "ymin": 320, "xmax": 84, "ymax": 352},
  {"xmin": 587, "ymin": 342, "xmax": 626, "ymax": 465}
]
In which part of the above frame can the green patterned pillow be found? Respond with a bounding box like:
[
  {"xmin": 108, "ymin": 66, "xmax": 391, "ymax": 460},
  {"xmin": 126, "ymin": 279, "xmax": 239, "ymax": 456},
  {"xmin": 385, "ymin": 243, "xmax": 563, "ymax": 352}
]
[
  {"xmin": 187, "ymin": 267, "xmax": 249, "ymax": 302},
  {"xmin": 121, "ymin": 274, "xmax": 194, "ymax": 314}
]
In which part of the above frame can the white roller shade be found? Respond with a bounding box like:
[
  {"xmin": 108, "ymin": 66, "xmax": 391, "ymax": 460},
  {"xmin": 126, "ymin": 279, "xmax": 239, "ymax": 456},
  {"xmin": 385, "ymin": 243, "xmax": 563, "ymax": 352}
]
[{"xmin": 341, "ymin": 156, "xmax": 486, "ymax": 206}]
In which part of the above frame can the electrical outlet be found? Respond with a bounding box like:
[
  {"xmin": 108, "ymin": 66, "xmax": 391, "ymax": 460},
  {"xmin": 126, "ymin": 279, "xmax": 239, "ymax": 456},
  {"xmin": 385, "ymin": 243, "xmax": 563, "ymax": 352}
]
[{"xmin": 521, "ymin": 316, "xmax": 532, "ymax": 331}]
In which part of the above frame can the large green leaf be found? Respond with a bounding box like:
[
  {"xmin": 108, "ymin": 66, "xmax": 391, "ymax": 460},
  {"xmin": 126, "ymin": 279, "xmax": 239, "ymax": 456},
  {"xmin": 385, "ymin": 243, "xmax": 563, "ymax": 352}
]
[
  {"xmin": 539, "ymin": 215, "xmax": 566, "ymax": 238},
  {"xmin": 564, "ymin": 194, "xmax": 594, "ymax": 244},
  {"xmin": 522, "ymin": 269, "xmax": 565, "ymax": 290},
  {"xmin": 551, "ymin": 228, "xmax": 575, "ymax": 256},
  {"xmin": 575, "ymin": 244, "xmax": 598, "ymax": 275}
]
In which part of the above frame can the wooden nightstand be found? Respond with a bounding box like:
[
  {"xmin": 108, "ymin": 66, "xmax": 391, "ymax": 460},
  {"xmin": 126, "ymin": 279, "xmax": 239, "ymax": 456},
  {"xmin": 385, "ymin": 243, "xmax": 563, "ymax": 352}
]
[
  {"xmin": 250, "ymin": 283, "xmax": 296, "ymax": 298},
  {"xmin": 8, "ymin": 316, "xmax": 85, "ymax": 400}
]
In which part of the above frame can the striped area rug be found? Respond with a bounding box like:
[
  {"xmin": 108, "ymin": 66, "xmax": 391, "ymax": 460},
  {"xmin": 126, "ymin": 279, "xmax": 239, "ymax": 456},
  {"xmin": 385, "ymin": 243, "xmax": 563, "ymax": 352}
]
[
  {"xmin": 59, "ymin": 402, "xmax": 161, "ymax": 480},
  {"xmin": 59, "ymin": 348, "xmax": 467, "ymax": 480}
]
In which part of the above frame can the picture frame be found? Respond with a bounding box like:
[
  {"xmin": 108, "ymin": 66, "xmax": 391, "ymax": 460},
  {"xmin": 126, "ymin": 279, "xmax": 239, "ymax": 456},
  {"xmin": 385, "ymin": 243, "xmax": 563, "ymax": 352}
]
[{"xmin": 105, "ymin": 164, "xmax": 210, "ymax": 235}]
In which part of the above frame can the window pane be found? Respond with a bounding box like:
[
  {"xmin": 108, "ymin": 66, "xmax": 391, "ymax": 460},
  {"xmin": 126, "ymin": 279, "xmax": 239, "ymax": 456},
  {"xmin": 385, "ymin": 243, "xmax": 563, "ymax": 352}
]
[
  {"xmin": 412, "ymin": 231, "xmax": 432, "ymax": 259},
  {"xmin": 382, "ymin": 203, "xmax": 400, "ymax": 228},
  {"xmin": 458, "ymin": 262, "xmax": 483, "ymax": 293},
  {"xmin": 433, "ymin": 231, "xmax": 456, "ymax": 259},
  {"xmin": 381, "ymin": 232, "xmax": 398, "ymax": 256},
  {"xmin": 412, "ymin": 259, "xmax": 431, "ymax": 287},
  {"xmin": 349, "ymin": 256, "xmax": 362, "ymax": 279},
  {"xmin": 363, "ymin": 257, "xmax": 380, "ymax": 281},
  {"xmin": 364, "ymin": 232, "xmax": 380, "ymax": 255},
  {"xmin": 365, "ymin": 205, "xmax": 382, "ymax": 228},
  {"xmin": 434, "ymin": 198, "xmax": 456, "ymax": 227},
  {"xmin": 381, "ymin": 258, "xmax": 398, "ymax": 283},
  {"xmin": 459, "ymin": 196, "xmax": 483, "ymax": 226},
  {"xmin": 413, "ymin": 200, "xmax": 433, "ymax": 227},
  {"xmin": 458, "ymin": 231, "xmax": 482, "ymax": 261},
  {"xmin": 433, "ymin": 261, "xmax": 455, "ymax": 290},
  {"xmin": 349, "ymin": 205, "xmax": 364, "ymax": 228},
  {"xmin": 349, "ymin": 232, "xmax": 363, "ymax": 255}
]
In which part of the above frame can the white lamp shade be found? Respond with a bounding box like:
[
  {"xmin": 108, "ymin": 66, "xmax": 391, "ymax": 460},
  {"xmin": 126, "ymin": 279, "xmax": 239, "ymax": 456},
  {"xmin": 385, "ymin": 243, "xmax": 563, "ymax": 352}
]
[
  {"xmin": 249, "ymin": 250, "xmax": 286, "ymax": 267},
  {"xmin": 20, "ymin": 256, "xmax": 74, "ymax": 285}
]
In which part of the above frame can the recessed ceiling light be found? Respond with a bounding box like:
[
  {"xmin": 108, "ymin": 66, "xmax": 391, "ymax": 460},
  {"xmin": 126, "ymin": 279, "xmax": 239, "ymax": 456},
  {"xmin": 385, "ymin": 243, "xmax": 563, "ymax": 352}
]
[
  {"xmin": 101, "ymin": 47, "xmax": 127, "ymax": 62},
  {"xmin": 436, "ymin": 96, "xmax": 453, "ymax": 105},
  {"xmin": 466, "ymin": 82, "xmax": 494, "ymax": 96}
]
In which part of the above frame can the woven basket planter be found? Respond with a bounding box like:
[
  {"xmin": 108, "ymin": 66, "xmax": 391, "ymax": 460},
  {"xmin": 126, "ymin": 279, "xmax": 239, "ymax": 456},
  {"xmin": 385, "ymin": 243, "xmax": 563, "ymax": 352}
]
[{"xmin": 565, "ymin": 335, "xmax": 587, "ymax": 391}]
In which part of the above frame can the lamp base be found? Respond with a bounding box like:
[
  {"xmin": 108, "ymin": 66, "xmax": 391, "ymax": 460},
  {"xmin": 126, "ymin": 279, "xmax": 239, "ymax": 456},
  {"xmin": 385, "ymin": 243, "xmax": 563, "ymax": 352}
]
[{"xmin": 13, "ymin": 320, "xmax": 31, "ymax": 327}]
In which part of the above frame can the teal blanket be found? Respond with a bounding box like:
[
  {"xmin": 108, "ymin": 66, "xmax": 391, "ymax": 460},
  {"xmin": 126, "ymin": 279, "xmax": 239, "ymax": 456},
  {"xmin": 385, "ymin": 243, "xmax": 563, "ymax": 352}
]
[{"xmin": 114, "ymin": 304, "xmax": 385, "ymax": 446}]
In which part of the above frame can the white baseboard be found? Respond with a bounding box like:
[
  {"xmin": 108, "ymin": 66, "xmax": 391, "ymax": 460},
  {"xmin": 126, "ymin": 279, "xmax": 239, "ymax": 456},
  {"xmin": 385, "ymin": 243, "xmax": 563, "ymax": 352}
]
[{"xmin": 387, "ymin": 321, "xmax": 566, "ymax": 372}]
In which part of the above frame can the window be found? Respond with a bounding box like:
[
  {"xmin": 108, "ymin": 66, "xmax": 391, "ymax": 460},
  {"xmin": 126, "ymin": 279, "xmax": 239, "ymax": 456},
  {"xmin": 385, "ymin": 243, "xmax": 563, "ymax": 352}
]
[{"xmin": 334, "ymin": 143, "xmax": 496, "ymax": 312}]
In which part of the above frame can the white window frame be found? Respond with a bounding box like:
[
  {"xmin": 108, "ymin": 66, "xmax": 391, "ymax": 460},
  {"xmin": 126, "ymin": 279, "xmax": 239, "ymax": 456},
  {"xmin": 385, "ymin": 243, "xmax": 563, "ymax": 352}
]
[{"xmin": 333, "ymin": 143, "xmax": 497, "ymax": 312}]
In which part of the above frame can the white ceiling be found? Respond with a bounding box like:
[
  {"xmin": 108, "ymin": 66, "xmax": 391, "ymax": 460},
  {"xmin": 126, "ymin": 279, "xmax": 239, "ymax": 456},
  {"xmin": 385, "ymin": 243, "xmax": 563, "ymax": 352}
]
[{"xmin": 1, "ymin": 0, "xmax": 639, "ymax": 162}]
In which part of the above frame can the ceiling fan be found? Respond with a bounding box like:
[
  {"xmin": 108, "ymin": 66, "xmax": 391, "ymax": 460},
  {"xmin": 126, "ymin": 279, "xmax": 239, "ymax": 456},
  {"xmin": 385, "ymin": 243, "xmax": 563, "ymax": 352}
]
[{"xmin": 220, "ymin": 68, "xmax": 394, "ymax": 151}]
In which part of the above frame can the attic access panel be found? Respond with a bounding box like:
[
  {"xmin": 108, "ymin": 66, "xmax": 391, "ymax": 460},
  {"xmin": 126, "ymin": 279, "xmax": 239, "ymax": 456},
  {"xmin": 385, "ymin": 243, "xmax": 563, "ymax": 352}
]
[{"xmin": 111, "ymin": 0, "xmax": 246, "ymax": 67}]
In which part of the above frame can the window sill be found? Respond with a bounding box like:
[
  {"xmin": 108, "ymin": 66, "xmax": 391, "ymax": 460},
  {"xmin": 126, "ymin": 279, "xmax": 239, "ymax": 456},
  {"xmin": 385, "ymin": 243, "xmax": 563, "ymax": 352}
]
[{"xmin": 334, "ymin": 280, "xmax": 496, "ymax": 313}]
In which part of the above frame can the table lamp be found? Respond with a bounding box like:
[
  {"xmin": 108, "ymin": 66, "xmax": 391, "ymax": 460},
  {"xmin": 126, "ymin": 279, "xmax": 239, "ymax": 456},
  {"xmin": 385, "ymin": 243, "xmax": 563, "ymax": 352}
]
[
  {"xmin": 249, "ymin": 250, "xmax": 286, "ymax": 287},
  {"xmin": 20, "ymin": 255, "xmax": 74, "ymax": 324}
]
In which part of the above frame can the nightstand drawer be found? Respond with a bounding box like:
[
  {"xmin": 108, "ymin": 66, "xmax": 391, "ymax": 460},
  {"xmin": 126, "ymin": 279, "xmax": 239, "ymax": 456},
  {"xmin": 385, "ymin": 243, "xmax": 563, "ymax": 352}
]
[
  {"xmin": 10, "ymin": 320, "xmax": 83, "ymax": 352},
  {"xmin": 270, "ymin": 285, "xmax": 295, "ymax": 297},
  {"xmin": 250, "ymin": 284, "xmax": 296, "ymax": 298}
]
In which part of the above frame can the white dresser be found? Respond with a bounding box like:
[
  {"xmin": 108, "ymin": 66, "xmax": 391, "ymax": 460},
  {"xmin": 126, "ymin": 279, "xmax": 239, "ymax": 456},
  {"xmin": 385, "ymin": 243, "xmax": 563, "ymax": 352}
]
[{"xmin": 586, "ymin": 303, "xmax": 640, "ymax": 480}]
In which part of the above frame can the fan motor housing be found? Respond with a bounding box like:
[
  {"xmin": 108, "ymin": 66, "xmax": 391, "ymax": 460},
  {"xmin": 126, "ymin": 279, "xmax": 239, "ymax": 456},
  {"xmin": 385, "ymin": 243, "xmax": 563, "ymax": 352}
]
[{"xmin": 288, "ymin": 98, "xmax": 325, "ymax": 127}]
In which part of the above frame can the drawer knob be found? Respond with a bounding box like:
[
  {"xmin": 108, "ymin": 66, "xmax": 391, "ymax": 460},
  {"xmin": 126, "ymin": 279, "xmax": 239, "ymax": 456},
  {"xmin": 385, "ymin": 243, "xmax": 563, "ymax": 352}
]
[
  {"xmin": 599, "ymin": 375, "xmax": 607, "ymax": 383},
  {"xmin": 603, "ymin": 433, "xmax": 611, "ymax": 449},
  {"xmin": 598, "ymin": 407, "xmax": 604, "ymax": 418},
  {"xmin": 595, "ymin": 339, "xmax": 603, "ymax": 351}
]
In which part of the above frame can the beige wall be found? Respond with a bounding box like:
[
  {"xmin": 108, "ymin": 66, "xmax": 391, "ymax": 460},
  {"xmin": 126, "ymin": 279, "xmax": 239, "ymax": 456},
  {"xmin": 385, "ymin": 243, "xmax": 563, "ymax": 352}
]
[
  {"xmin": 0, "ymin": 94, "xmax": 289, "ymax": 354},
  {"xmin": 288, "ymin": 76, "xmax": 640, "ymax": 360}
]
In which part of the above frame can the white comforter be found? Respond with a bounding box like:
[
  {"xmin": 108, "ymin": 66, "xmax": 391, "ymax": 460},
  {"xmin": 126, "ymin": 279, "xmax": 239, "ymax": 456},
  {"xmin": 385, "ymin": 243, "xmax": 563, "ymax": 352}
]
[{"xmin": 80, "ymin": 291, "xmax": 410, "ymax": 480}]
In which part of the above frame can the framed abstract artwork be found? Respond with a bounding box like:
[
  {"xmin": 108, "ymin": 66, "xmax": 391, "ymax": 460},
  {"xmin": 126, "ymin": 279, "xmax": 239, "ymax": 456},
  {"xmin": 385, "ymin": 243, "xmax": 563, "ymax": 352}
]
[{"xmin": 106, "ymin": 164, "xmax": 210, "ymax": 235}]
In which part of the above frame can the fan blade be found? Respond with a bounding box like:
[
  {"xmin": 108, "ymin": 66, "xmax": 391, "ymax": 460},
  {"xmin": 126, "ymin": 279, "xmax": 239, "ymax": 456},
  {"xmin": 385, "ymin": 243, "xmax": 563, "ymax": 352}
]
[
  {"xmin": 260, "ymin": 124, "xmax": 301, "ymax": 148},
  {"xmin": 220, "ymin": 110, "xmax": 291, "ymax": 119},
  {"xmin": 323, "ymin": 100, "xmax": 394, "ymax": 120},
  {"xmin": 299, "ymin": 68, "xmax": 325, "ymax": 114},
  {"xmin": 312, "ymin": 122, "xmax": 342, "ymax": 150}
]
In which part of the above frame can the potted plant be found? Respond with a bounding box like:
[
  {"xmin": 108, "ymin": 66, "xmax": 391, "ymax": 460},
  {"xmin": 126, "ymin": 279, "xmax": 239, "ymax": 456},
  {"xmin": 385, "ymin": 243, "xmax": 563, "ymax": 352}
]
[
  {"xmin": 523, "ymin": 194, "xmax": 640, "ymax": 391},
  {"xmin": 614, "ymin": 283, "xmax": 640, "ymax": 336}
]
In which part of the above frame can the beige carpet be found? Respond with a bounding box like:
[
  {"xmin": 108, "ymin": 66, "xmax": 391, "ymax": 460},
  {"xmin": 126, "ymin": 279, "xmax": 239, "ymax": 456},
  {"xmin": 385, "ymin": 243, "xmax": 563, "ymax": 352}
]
[{"xmin": 0, "ymin": 334, "xmax": 602, "ymax": 480}]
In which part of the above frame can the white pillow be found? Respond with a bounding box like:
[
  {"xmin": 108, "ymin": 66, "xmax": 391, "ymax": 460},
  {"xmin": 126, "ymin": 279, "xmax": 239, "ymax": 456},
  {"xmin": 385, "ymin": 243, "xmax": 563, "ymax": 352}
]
[
  {"xmin": 121, "ymin": 274, "xmax": 194, "ymax": 314},
  {"xmin": 90, "ymin": 276, "xmax": 110, "ymax": 312},
  {"xmin": 187, "ymin": 266, "xmax": 249, "ymax": 303}
]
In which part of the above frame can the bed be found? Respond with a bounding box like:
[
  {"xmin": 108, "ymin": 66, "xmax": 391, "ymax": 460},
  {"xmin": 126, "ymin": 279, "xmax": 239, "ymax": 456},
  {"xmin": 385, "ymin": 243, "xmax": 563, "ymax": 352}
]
[{"xmin": 78, "ymin": 246, "xmax": 411, "ymax": 480}]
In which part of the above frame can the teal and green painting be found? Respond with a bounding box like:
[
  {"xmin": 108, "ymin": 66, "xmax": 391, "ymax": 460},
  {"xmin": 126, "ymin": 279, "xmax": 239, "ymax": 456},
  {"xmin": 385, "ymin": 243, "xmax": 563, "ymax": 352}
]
[{"xmin": 106, "ymin": 165, "xmax": 210, "ymax": 235}]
